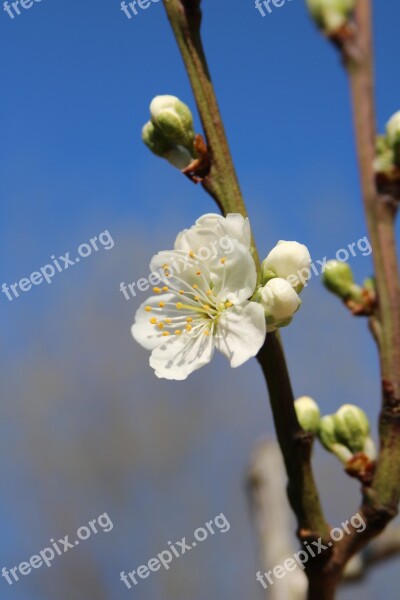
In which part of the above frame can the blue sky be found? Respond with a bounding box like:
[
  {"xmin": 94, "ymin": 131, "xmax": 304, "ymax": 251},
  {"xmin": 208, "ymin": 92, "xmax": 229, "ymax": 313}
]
[{"xmin": 1, "ymin": 1, "xmax": 400, "ymax": 599}]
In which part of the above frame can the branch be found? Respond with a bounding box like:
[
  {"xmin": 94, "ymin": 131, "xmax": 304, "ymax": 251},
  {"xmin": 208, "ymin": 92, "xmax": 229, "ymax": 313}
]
[
  {"xmin": 162, "ymin": 0, "xmax": 246, "ymax": 216},
  {"xmin": 256, "ymin": 335, "xmax": 329, "ymax": 539},
  {"xmin": 339, "ymin": 0, "xmax": 400, "ymax": 541},
  {"xmin": 343, "ymin": 525, "xmax": 400, "ymax": 582}
]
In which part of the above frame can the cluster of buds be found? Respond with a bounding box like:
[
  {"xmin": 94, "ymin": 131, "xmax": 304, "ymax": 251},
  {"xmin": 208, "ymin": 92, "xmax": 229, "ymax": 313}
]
[
  {"xmin": 318, "ymin": 404, "xmax": 376, "ymax": 482},
  {"xmin": 306, "ymin": 0, "xmax": 356, "ymax": 36},
  {"xmin": 374, "ymin": 111, "xmax": 400, "ymax": 198},
  {"xmin": 142, "ymin": 95, "xmax": 196, "ymax": 170},
  {"xmin": 295, "ymin": 396, "xmax": 376, "ymax": 483},
  {"xmin": 255, "ymin": 241, "xmax": 312, "ymax": 331},
  {"xmin": 322, "ymin": 261, "xmax": 376, "ymax": 316}
]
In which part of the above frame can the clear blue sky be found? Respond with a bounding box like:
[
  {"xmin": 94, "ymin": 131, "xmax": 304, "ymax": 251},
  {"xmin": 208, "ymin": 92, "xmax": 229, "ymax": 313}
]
[{"xmin": 1, "ymin": 2, "xmax": 400, "ymax": 599}]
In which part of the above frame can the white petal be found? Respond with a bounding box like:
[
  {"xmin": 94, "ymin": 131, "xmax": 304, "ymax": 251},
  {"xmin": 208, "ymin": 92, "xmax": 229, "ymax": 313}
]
[
  {"xmin": 212, "ymin": 242, "xmax": 257, "ymax": 303},
  {"xmin": 131, "ymin": 293, "xmax": 175, "ymax": 351},
  {"xmin": 215, "ymin": 303, "xmax": 266, "ymax": 368},
  {"xmin": 174, "ymin": 213, "xmax": 251, "ymax": 254},
  {"xmin": 149, "ymin": 330, "xmax": 215, "ymax": 380}
]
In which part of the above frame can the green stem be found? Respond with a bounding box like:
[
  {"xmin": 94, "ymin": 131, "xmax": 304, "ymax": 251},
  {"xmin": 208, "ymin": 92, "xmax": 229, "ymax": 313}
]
[{"xmin": 162, "ymin": 0, "xmax": 246, "ymax": 216}]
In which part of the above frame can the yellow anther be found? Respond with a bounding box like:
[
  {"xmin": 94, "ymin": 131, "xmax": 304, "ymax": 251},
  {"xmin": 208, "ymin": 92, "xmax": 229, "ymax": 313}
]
[
  {"xmin": 153, "ymin": 287, "xmax": 161, "ymax": 294},
  {"xmin": 164, "ymin": 319, "xmax": 172, "ymax": 324},
  {"xmin": 193, "ymin": 284, "xmax": 199, "ymax": 289},
  {"xmin": 220, "ymin": 257, "xmax": 227, "ymax": 264},
  {"xmin": 175, "ymin": 330, "xmax": 182, "ymax": 335},
  {"xmin": 186, "ymin": 325, "xmax": 192, "ymax": 332},
  {"xmin": 176, "ymin": 302, "xmax": 184, "ymax": 309},
  {"xmin": 158, "ymin": 301, "xmax": 165, "ymax": 308},
  {"xmin": 196, "ymin": 271, "xmax": 201, "ymax": 276},
  {"xmin": 162, "ymin": 286, "xmax": 169, "ymax": 292},
  {"xmin": 225, "ymin": 300, "xmax": 233, "ymax": 308},
  {"xmin": 186, "ymin": 317, "xmax": 193, "ymax": 323},
  {"xmin": 150, "ymin": 317, "xmax": 158, "ymax": 325},
  {"xmin": 204, "ymin": 330, "xmax": 210, "ymax": 336},
  {"xmin": 179, "ymin": 290, "xmax": 185, "ymax": 295},
  {"xmin": 194, "ymin": 295, "xmax": 200, "ymax": 301},
  {"xmin": 162, "ymin": 264, "xmax": 169, "ymax": 269},
  {"xmin": 202, "ymin": 305, "xmax": 211, "ymax": 311},
  {"xmin": 189, "ymin": 250, "xmax": 195, "ymax": 258},
  {"xmin": 158, "ymin": 322, "xmax": 164, "ymax": 330},
  {"xmin": 162, "ymin": 331, "xmax": 170, "ymax": 337},
  {"xmin": 145, "ymin": 306, "xmax": 152, "ymax": 312},
  {"xmin": 206, "ymin": 290, "xmax": 212, "ymax": 296}
]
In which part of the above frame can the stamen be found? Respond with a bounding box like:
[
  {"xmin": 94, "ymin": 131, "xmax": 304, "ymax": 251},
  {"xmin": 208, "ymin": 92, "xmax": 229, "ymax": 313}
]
[
  {"xmin": 150, "ymin": 318, "xmax": 157, "ymax": 325},
  {"xmin": 220, "ymin": 257, "xmax": 227, "ymax": 264},
  {"xmin": 145, "ymin": 306, "xmax": 152, "ymax": 312},
  {"xmin": 158, "ymin": 323, "xmax": 164, "ymax": 330},
  {"xmin": 153, "ymin": 287, "xmax": 161, "ymax": 294},
  {"xmin": 162, "ymin": 286, "xmax": 169, "ymax": 292},
  {"xmin": 175, "ymin": 330, "xmax": 182, "ymax": 335},
  {"xmin": 159, "ymin": 301, "xmax": 165, "ymax": 308},
  {"xmin": 162, "ymin": 331, "xmax": 170, "ymax": 337}
]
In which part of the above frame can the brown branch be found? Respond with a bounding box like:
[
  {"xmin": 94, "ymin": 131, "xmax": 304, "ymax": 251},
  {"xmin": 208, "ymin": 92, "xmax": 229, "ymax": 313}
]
[{"xmin": 340, "ymin": 0, "xmax": 400, "ymax": 539}]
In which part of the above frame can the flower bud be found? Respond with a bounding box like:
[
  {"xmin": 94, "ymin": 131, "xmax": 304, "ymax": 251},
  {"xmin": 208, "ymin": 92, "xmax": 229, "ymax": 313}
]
[
  {"xmin": 142, "ymin": 121, "xmax": 172, "ymax": 157},
  {"xmin": 386, "ymin": 111, "xmax": 400, "ymax": 147},
  {"xmin": 318, "ymin": 415, "xmax": 353, "ymax": 463},
  {"xmin": 385, "ymin": 111, "xmax": 400, "ymax": 167},
  {"xmin": 322, "ymin": 260, "xmax": 363, "ymax": 301},
  {"xmin": 259, "ymin": 278, "xmax": 301, "ymax": 331},
  {"xmin": 333, "ymin": 404, "xmax": 370, "ymax": 454},
  {"xmin": 295, "ymin": 396, "xmax": 321, "ymax": 434},
  {"xmin": 261, "ymin": 241, "xmax": 311, "ymax": 293},
  {"xmin": 306, "ymin": 0, "xmax": 356, "ymax": 34},
  {"xmin": 150, "ymin": 95, "xmax": 195, "ymax": 151}
]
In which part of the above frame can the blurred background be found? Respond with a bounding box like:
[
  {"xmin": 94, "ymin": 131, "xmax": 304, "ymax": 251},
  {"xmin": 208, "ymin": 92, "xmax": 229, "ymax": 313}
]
[{"xmin": 1, "ymin": 0, "xmax": 400, "ymax": 598}]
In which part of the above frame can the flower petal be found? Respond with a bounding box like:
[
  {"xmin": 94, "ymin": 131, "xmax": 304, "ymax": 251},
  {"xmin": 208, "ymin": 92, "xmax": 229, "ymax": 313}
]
[
  {"xmin": 174, "ymin": 213, "xmax": 251, "ymax": 253},
  {"xmin": 149, "ymin": 329, "xmax": 215, "ymax": 380},
  {"xmin": 131, "ymin": 294, "xmax": 176, "ymax": 350},
  {"xmin": 215, "ymin": 303, "xmax": 266, "ymax": 368},
  {"xmin": 212, "ymin": 242, "xmax": 257, "ymax": 303}
]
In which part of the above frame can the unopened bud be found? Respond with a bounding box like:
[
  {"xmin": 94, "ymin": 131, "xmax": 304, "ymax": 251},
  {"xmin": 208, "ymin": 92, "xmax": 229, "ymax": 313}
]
[
  {"xmin": 150, "ymin": 95, "xmax": 195, "ymax": 151},
  {"xmin": 322, "ymin": 260, "xmax": 363, "ymax": 301},
  {"xmin": 295, "ymin": 396, "xmax": 321, "ymax": 434},
  {"xmin": 386, "ymin": 111, "xmax": 400, "ymax": 147},
  {"xmin": 306, "ymin": 0, "xmax": 356, "ymax": 34},
  {"xmin": 142, "ymin": 121, "xmax": 172, "ymax": 157},
  {"xmin": 333, "ymin": 404, "xmax": 370, "ymax": 454},
  {"xmin": 261, "ymin": 241, "xmax": 312, "ymax": 293},
  {"xmin": 318, "ymin": 415, "xmax": 353, "ymax": 463},
  {"xmin": 259, "ymin": 278, "xmax": 301, "ymax": 330}
]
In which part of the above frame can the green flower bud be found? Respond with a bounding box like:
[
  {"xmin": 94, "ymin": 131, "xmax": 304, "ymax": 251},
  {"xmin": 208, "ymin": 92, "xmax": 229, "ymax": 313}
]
[
  {"xmin": 333, "ymin": 404, "xmax": 370, "ymax": 454},
  {"xmin": 306, "ymin": 0, "xmax": 356, "ymax": 34},
  {"xmin": 142, "ymin": 121, "xmax": 172, "ymax": 157},
  {"xmin": 318, "ymin": 415, "xmax": 353, "ymax": 462},
  {"xmin": 142, "ymin": 120, "xmax": 193, "ymax": 170},
  {"xmin": 322, "ymin": 260, "xmax": 363, "ymax": 302},
  {"xmin": 150, "ymin": 95, "xmax": 195, "ymax": 151},
  {"xmin": 294, "ymin": 396, "xmax": 321, "ymax": 434}
]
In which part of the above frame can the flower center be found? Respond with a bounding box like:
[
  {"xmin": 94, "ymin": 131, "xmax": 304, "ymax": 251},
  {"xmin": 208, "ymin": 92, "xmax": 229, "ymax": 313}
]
[{"xmin": 146, "ymin": 250, "xmax": 233, "ymax": 338}]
